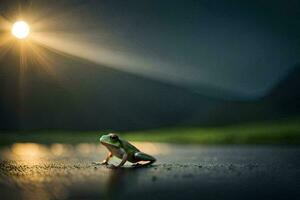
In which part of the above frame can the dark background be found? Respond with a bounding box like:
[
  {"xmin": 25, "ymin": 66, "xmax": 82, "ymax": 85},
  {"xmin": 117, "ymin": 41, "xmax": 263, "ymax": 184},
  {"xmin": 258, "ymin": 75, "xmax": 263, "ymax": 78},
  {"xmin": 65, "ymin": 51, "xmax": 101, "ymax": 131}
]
[{"xmin": 0, "ymin": 0, "xmax": 299, "ymax": 131}]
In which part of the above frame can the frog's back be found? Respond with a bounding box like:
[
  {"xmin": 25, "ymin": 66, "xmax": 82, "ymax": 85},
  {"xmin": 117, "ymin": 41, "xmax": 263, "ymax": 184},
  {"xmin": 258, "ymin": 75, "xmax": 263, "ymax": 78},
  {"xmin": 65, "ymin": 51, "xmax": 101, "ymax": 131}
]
[
  {"xmin": 120, "ymin": 139, "xmax": 140, "ymax": 163},
  {"xmin": 121, "ymin": 139, "xmax": 140, "ymax": 152}
]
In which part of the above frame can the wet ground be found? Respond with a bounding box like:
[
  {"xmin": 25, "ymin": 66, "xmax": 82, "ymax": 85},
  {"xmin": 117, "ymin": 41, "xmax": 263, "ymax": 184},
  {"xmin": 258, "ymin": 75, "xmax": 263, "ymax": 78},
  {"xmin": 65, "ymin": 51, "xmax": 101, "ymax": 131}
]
[{"xmin": 0, "ymin": 143, "xmax": 300, "ymax": 200}]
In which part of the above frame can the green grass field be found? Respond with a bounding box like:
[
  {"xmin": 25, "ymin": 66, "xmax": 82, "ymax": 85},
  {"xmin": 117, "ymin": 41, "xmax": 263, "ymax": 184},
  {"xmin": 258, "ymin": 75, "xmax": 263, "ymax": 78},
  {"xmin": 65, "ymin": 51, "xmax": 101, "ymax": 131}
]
[{"xmin": 1, "ymin": 118, "xmax": 300, "ymax": 145}]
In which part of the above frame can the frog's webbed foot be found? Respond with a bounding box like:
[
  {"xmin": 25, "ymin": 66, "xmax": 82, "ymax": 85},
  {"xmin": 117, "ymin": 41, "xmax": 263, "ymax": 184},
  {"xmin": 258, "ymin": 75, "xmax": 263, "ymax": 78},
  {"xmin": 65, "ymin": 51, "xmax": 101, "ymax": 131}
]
[
  {"xmin": 131, "ymin": 163, "xmax": 142, "ymax": 167},
  {"xmin": 92, "ymin": 160, "xmax": 108, "ymax": 165}
]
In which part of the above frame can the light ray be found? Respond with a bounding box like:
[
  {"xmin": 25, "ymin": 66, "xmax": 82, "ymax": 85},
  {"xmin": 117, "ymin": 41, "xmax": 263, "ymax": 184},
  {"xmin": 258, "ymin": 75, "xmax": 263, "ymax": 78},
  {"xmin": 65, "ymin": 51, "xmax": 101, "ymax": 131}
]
[
  {"xmin": 26, "ymin": 41, "xmax": 56, "ymax": 75},
  {"xmin": 30, "ymin": 32, "xmax": 203, "ymax": 89},
  {"xmin": 0, "ymin": 36, "xmax": 15, "ymax": 59},
  {"xmin": 0, "ymin": 16, "xmax": 15, "ymax": 59},
  {"xmin": 18, "ymin": 40, "xmax": 29, "ymax": 100}
]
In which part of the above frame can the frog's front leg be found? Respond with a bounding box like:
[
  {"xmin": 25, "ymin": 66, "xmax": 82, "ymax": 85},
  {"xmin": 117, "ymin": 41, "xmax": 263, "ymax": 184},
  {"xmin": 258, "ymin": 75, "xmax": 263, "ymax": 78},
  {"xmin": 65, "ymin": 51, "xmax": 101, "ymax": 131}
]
[
  {"xmin": 101, "ymin": 152, "xmax": 113, "ymax": 165},
  {"xmin": 132, "ymin": 152, "xmax": 156, "ymax": 167},
  {"xmin": 93, "ymin": 152, "xmax": 112, "ymax": 165},
  {"xmin": 107, "ymin": 151, "xmax": 128, "ymax": 169},
  {"xmin": 116, "ymin": 152, "xmax": 128, "ymax": 167}
]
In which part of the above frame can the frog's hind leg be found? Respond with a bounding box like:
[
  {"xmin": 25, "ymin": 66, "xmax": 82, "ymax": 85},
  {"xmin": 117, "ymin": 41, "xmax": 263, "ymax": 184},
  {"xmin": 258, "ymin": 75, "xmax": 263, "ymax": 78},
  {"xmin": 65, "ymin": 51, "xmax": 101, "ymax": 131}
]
[{"xmin": 132, "ymin": 152, "xmax": 156, "ymax": 167}]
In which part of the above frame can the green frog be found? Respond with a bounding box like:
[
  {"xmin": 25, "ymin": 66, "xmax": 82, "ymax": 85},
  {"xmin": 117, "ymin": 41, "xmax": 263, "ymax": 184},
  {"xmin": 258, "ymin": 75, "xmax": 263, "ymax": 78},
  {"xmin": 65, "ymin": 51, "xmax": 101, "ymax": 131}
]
[{"xmin": 96, "ymin": 133, "xmax": 156, "ymax": 168}]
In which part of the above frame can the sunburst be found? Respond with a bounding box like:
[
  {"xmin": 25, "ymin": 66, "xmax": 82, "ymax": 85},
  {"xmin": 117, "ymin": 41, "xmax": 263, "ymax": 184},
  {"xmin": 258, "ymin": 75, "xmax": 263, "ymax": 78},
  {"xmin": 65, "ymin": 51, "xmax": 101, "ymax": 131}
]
[{"xmin": 11, "ymin": 21, "xmax": 30, "ymax": 39}]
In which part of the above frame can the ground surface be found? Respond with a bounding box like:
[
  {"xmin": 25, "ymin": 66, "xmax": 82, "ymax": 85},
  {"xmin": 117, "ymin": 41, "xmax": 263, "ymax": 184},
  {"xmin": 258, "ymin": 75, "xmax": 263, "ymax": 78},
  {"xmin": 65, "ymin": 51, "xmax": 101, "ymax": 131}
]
[{"xmin": 0, "ymin": 143, "xmax": 300, "ymax": 200}]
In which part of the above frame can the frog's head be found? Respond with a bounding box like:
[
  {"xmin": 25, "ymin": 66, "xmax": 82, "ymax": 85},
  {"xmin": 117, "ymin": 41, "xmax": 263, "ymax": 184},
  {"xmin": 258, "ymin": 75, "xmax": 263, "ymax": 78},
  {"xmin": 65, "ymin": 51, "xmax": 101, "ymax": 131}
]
[{"xmin": 100, "ymin": 133, "xmax": 121, "ymax": 148}]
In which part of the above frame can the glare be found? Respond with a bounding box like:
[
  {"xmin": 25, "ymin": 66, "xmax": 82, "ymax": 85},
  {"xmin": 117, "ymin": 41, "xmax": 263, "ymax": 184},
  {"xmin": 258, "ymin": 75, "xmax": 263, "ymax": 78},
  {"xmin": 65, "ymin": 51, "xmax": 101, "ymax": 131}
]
[{"xmin": 11, "ymin": 21, "xmax": 30, "ymax": 39}]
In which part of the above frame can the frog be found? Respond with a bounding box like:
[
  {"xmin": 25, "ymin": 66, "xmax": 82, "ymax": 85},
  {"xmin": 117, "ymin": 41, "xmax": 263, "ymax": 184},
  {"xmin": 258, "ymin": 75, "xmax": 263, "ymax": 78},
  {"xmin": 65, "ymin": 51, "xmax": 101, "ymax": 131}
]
[{"xmin": 95, "ymin": 133, "xmax": 156, "ymax": 168}]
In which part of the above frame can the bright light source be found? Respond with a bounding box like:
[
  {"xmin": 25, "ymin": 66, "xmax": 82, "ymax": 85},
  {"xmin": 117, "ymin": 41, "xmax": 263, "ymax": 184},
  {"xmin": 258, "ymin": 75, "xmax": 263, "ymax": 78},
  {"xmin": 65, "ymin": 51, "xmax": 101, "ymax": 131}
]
[{"xmin": 11, "ymin": 21, "xmax": 30, "ymax": 39}]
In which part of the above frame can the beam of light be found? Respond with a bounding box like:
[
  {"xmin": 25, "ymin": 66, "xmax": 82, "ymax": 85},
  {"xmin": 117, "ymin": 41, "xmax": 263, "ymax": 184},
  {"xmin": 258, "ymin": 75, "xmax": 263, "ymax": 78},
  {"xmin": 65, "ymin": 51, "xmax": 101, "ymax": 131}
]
[
  {"xmin": 0, "ymin": 16, "xmax": 16, "ymax": 59},
  {"xmin": 30, "ymin": 32, "xmax": 211, "ymax": 90},
  {"xmin": 30, "ymin": 32, "xmax": 254, "ymax": 99},
  {"xmin": 2, "ymin": 1, "xmax": 297, "ymax": 102},
  {"xmin": 7, "ymin": 1, "xmax": 261, "ymax": 99},
  {"xmin": 1, "ymin": 17, "xmax": 262, "ymax": 100},
  {"xmin": 26, "ymin": 41, "xmax": 56, "ymax": 75},
  {"xmin": 0, "ymin": 36, "xmax": 15, "ymax": 60},
  {"xmin": 11, "ymin": 21, "xmax": 30, "ymax": 39}
]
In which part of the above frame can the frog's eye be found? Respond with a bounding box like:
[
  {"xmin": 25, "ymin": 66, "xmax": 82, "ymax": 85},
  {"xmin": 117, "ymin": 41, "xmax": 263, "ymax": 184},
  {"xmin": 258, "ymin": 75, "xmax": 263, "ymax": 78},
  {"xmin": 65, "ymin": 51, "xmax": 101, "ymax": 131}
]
[{"xmin": 110, "ymin": 134, "xmax": 119, "ymax": 140}]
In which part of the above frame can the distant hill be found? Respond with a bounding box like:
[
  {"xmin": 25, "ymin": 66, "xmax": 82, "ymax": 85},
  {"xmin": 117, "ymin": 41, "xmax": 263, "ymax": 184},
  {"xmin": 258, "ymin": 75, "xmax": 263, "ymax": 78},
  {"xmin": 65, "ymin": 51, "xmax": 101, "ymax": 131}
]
[
  {"xmin": 187, "ymin": 64, "xmax": 300, "ymax": 125},
  {"xmin": 0, "ymin": 48, "xmax": 299, "ymax": 130},
  {"xmin": 265, "ymin": 65, "xmax": 300, "ymax": 104}
]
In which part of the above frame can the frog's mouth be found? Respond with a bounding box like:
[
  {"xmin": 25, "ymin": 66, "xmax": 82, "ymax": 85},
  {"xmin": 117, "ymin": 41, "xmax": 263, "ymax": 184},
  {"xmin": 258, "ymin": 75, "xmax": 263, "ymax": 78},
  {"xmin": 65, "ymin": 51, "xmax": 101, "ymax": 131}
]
[{"xmin": 100, "ymin": 141, "xmax": 119, "ymax": 148}]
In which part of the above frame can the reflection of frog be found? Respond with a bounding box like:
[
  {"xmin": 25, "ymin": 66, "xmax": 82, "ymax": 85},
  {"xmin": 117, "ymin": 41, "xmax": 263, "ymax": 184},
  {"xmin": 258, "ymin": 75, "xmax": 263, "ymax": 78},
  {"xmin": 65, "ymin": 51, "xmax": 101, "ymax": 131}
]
[{"xmin": 97, "ymin": 133, "xmax": 156, "ymax": 168}]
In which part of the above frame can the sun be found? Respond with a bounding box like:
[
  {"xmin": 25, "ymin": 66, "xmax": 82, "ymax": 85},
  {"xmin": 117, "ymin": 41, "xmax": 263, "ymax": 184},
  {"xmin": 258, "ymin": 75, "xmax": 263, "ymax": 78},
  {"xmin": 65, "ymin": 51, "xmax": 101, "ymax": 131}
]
[{"xmin": 11, "ymin": 21, "xmax": 30, "ymax": 39}]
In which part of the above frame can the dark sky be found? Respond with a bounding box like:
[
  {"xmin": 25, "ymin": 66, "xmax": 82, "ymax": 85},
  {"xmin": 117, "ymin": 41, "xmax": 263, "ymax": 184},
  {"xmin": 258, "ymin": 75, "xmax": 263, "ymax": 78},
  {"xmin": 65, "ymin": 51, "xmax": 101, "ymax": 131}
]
[
  {"xmin": 1, "ymin": 0, "xmax": 300, "ymax": 98},
  {"xmin": 0, "ymin": 0, "xmax": 300, "ymax": 130}
]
